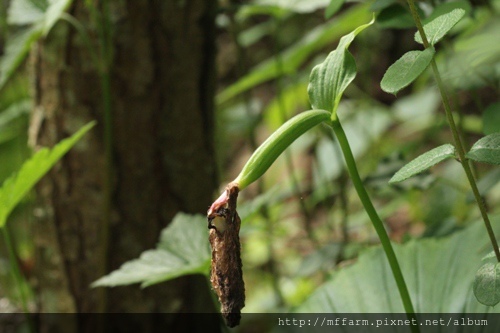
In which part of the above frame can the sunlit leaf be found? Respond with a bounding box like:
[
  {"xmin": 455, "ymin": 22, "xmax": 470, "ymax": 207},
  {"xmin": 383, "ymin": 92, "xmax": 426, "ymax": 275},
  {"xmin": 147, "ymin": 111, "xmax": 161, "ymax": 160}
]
[
  {"xmin": 296, "ymin": 220, "xmax": 500, "ymax": 312},
  {"xmin": 381, "ymin": 48, "xmax": 435, "ymax": 95},
  {"xmin": 217, "ymin": 4, "xmax": 372, "ymax": 105},
  {"xmin": 7, "ymin": 0, "xmax": 47, "ymax": 25},
  {"xmin": 308, "ymin": 17, "xmax": 374, "ymax": 115},
  {"xmin": 390, "ymin": 144, "xmax": 456, "ymax": 183},
  {"xmin": 474, "ymin": 262, "xmax": 500, "ymax": 306},
  {"xmin": 92, "ymin": 213, "xmax": 211, "ymax": 288},
  {"xmin": 415, "ymin": 8, "xmax": 466, "ymax": 45},
  {"xmin": 0, "ymin": 122, "xmax": 95, "ymax": 227},
  {"xmin": 467, "ymin": 133, "xmax": 500, "ymax": 165},
  {"xmin": 43, "ymin": 0, "xmax": 73, "ymax": 35},
  {"xmin": 254, "ymin": 0, "xmax": 330, "ymax": 14}
]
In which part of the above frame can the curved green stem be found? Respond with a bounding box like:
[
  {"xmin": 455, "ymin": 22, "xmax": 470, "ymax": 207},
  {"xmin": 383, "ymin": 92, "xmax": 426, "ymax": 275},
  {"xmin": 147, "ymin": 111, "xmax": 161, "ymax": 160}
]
[
  {"xmin": 330, "ymin": 119, "xmax": 418, "ymax": 330},
  {"xmin": 407, "ymin": 0, "xmax": 500, "ymax": 262}
]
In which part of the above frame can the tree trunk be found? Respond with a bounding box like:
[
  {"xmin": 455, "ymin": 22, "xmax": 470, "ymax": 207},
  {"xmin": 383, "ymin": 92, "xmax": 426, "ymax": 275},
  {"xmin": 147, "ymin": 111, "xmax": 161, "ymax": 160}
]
[{"xmin": 31, "ymin": 1, "xmax": 219, "ymax": 331}]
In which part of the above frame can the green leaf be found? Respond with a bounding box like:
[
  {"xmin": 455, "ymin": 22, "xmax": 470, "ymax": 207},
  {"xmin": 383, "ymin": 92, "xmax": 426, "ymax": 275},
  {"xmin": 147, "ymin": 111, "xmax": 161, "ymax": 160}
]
[
  {"xmin": 217, "ymin": 3, "xmax": 372, "ymax": 105},
  {"xmin": 0, "ymin": 26, "xmax": 43, "ymax": 90},
  {"xmin": 296, "ymin": 220, "xmax": 500, "ymax": 312},
  {"xmin": 308, "ymin": 17, "xmax": 374, "ymax": 115},
  {"xmin": 43, "ymin": 0, "xmax": 73, "ymax": 35},
  {"xmin": 415, "ymin": 8, "xmax": 466, "ymax": 45},
  {"xmin": 234, "ymin": 110, "xmax": 330, "ymax": 189},
  {"xmin": 0, "ymin": 121, "xmax": 95, "ymax": 227},
  {"xmin": 381, "ymin": 48, "xmax": 435, "ymax": 95},
  {"xmin": 389, "ymin": 144, "xmax": 456, "ymax": 183},
  {"xmin": 482, "ymin": 250, "xmax": 499, "ymax": 261},
  {"xmin": 474, "ymin": 262, "xmax": 500, "ymax": 306},
  {"xmin": 324, "ymin": 0, "xmax": 344, "ymax": 19},
  {"xmin": 92, "ymin": 213, "xmax": 211, "ymax": 288},
  {"xmin": 7, "ymin": 0, "xmax": 47, "ymax": 25},
  {"xmin": 254, "ymin": 0, "xmax": 330, "ymax": 14},
  {"xmin": 483, "ymin": 102, "xmax": 500, "ymax": 135},
  {"xmin": 467, "ymin": 133, "xmax": 500, "ymax": 165},
  {"xmin": 370, "ymin": 0, "xmax": 396, "ymax": 12}
]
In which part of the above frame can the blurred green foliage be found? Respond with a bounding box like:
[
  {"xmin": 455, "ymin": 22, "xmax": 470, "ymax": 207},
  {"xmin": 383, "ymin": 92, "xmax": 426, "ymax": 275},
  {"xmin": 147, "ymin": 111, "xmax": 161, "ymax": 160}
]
[{"xmin": 0, "ymin": 0, "xmax": 499, "ymax": 323}]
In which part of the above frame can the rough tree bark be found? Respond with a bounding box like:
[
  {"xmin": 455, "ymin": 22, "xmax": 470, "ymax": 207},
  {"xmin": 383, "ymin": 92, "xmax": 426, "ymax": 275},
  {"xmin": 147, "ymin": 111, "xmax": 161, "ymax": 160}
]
[{"xmin": 31, "ymin": 1, "xmax": 219, "ymax": 332}]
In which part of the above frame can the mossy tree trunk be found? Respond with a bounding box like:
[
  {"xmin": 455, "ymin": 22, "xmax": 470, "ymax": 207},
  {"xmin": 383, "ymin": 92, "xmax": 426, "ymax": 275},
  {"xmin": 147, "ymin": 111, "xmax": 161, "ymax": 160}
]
[{"xmin": 31, "ymin": 1, "xmax": 219, "ymax": 331}]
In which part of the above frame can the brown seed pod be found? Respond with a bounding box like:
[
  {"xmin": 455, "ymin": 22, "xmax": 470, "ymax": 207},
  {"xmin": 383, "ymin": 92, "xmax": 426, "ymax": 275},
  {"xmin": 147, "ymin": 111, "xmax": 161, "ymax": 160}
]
[{"xmin": 207, "ymin": 183, "xmax": 245, "ymax": 328}]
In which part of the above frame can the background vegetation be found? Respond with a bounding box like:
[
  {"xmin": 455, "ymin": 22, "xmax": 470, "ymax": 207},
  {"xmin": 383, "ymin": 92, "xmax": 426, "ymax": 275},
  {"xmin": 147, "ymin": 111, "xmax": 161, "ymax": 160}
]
[{"xmin": 0, "ymin": 0, "xmax": 499, "ymax": 331}]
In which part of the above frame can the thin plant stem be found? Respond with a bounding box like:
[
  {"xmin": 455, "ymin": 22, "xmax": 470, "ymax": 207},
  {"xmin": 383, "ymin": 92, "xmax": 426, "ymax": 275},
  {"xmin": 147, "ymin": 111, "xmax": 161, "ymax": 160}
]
[
  {"xmin": 407, "ymin": 0, "xmax": 500, "ymax": 262},
  {"xmin": 330, "ymin": 120, "xmax": 418, "ymax": 332}
]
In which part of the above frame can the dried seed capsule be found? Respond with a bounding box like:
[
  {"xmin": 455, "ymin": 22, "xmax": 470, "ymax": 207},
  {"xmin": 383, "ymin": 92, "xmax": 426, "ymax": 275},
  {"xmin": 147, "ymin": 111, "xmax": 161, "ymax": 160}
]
[{"xmin": 207, "ymin": 183, "xmax": 245, "ymax": 327}]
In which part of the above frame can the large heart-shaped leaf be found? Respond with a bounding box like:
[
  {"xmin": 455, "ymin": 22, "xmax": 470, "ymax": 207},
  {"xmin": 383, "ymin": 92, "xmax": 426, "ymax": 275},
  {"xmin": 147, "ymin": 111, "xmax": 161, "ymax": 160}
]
[
  {"xmin": 390, "ymin": 144, "xmax": 456, "ymax": 183},
  {"xmin": 381, "ymin": 48, "xmax": 435, "ymax": 95},
  {"xmin": 0, "ymin": 122, "xmax": 95, "ymax": 227},
  {"xmin": 308, "ymin": 17, "xmax": 374, "ymax": 115},
  {"xmin": 296, "ymin": 220, "xmax": 500, "ymax": 313},
  {"xmin": 466, "ymin": 133, "xmax": 500, "ymax": 165},
  {"xmin": 92, "ymin": 213, "xmax": 211, "ymax": 288},
  {"xmin": 415, "ymin": 8, "xmax": 466, "ymax": 45}
]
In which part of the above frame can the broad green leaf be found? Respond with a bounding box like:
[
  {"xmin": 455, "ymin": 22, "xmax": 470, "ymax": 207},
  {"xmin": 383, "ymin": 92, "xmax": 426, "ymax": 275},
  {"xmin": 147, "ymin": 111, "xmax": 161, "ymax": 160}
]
[
  {"xmin": 0, "ymin": 26, "xmax": 43, "ymax": 90},
  {"xmin": 324, "ymin": 0, "xmax": 344, "ymax": 19},
  {"xmin": 43, "ymin": 0, "xmax": 73, "ymax": 35},
  {"xmin": 415, "ymin": 8, "xmax": 466, "ymax": 45},
  {"xmin": 389, "ymin": 144, "xmax": 456, "ymax": 183},
  {"xmin": 467, "ymin": 133, "xmax": 500, "ymax": 165},
  {"xmin": 381, "ymin": 48, "xmax": 435, "ymax": 95},
  {"xmin": 92, "ymin": 213, "xmax": 211, "ymax": 288},
  {"xmin": 483, "ymin": 102, "xmax": 500, "ymax": 135},
  {"xmin": 0, "ymin": 122, "xmax": 95, "ymax": 227},
  {"xmin": 307, "ymin": 17, "xmax": 374, "ymax": 115},
  {"xmin": 296, "ymin": 220, "xmax": 500, "ymax": 313},
  {"xmin": 217, "ymin": 4, "xmax": 371, "ymax": 105},
  {"xmin": 474, "ymin": 262, "xmax": 500, "ymax": 306},
  {"xmin": 7, "ymin": 0, "xmax": 47, "ymax": 25}
]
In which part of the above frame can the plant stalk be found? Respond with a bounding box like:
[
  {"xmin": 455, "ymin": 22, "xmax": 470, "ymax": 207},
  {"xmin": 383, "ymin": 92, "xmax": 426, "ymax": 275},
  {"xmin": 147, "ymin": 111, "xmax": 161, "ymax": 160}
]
[
  {"xmin": 330, "ymin": 119, "xmax": 418, "ymax": 331},
  {"xmin": 407, "ymin": 0, "xmax": 500, "ymax": 262}
]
